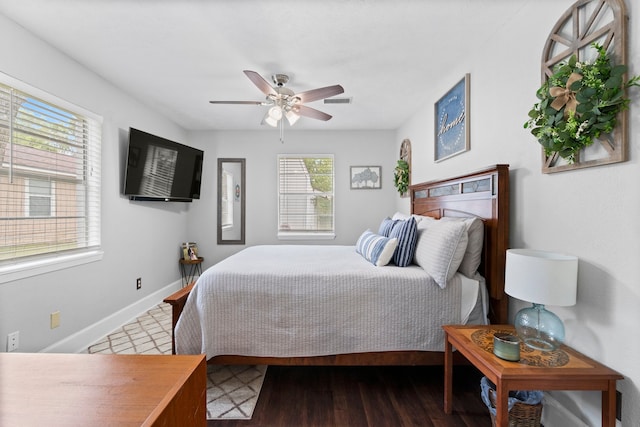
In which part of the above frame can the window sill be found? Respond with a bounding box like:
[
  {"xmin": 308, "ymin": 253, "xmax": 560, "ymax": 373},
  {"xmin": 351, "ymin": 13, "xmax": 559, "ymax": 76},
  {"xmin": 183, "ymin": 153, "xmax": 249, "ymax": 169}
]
[
  {"xmin": 277, "ymin": 232, "xmax": 336, "ymax": 241},
  {"xmin": 0, "ymin": 250, "xmax": 104, "ymax": 284}
]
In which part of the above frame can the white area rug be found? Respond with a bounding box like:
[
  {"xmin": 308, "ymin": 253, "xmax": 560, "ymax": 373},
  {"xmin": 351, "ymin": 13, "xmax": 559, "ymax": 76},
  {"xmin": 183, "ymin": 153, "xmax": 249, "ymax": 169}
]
[
  {"xmin": 87, "ymin": 303, "xmax": 266, "ymax": 420},
  {"xmin": 207, "ymin": 364, "xmax": 267, "ymax": 419}
]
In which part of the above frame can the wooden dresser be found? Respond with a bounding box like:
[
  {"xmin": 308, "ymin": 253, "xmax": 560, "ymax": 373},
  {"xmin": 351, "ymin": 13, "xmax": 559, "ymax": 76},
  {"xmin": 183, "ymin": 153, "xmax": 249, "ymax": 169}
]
[{"xmin": 0, "ymin": 352, "xmax": 206, "ymax": 426}]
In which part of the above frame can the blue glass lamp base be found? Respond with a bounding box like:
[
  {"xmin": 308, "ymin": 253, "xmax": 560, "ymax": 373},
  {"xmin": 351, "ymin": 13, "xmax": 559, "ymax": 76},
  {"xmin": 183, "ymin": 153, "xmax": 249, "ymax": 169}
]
[{"xmin": 514, "ymin": 303, "xmax": 565, "ymax": 352}]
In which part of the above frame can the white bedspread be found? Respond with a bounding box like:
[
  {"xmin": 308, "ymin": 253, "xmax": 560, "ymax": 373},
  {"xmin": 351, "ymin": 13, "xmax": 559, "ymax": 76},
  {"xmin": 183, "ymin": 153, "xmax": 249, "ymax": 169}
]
[{"xmin": 175, "ymin": 245, "xmax": 462, "ymax": 360}]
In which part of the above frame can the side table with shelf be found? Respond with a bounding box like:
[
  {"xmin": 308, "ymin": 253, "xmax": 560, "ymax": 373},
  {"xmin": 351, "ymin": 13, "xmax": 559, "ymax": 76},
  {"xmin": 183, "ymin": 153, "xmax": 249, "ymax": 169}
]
[
  {"xmin": 443, "ymin": 324, "xmax": 623, "ymax": 427},
  {"xmin": 179, "ymin": 257, "xmax": 203, "ymax": 287}
]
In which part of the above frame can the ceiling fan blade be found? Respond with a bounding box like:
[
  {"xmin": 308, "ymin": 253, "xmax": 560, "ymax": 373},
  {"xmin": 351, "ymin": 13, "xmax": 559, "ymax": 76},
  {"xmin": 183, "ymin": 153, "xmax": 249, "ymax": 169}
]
[
  {"xmin": 295, "ymin": 105, "xmax": 333, "ymax": 121},
  {"xmin": 243, "ymin": 70, "xmax": 277, "ymax": 96},
  {"xmin": 209, "ymin": 101, "xmax": 263, "ymax": 105},
  {"xmin": 296, "ymin": 85, "xmax": 344, "ymax": 103}
]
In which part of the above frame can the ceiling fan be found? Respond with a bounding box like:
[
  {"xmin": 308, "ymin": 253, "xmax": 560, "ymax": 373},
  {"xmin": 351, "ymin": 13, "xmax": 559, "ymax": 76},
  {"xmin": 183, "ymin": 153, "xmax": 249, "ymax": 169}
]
[{"xmin": 209, "ymin": 70, "xmax": 344, "ymax": 130}]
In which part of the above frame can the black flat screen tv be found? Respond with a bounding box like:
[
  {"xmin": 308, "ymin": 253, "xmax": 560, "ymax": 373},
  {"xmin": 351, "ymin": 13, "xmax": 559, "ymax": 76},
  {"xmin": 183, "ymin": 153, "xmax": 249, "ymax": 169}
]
[{"xmin": 123, "ymin": 128, "xmax": 203, "ymax": 202}]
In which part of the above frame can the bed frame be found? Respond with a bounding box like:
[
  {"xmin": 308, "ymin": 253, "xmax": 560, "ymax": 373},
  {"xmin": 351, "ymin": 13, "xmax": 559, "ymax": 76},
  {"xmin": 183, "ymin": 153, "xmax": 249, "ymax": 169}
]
[{"xmin": 164, "ymin": 164, "xmax": 509, "ymax": 365}]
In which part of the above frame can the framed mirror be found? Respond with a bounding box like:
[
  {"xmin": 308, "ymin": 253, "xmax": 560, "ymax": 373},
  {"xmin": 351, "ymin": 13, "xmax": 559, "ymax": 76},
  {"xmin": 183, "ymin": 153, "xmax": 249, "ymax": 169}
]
[{"xmin": 217, "ymin": 158, "xmax": 245, "ymax": 245}]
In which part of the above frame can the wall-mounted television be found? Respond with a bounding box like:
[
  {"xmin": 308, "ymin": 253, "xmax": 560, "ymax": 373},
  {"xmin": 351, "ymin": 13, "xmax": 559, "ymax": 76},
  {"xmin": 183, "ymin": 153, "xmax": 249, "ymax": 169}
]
[{"xmin": 123, "ymin": 128, "xmax": 203, "ymax": 202}]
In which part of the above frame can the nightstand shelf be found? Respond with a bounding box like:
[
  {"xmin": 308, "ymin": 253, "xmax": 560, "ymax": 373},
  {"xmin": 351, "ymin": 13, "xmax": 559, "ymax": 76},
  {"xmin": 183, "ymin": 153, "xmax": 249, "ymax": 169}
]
[{"xmin": 443, "ymin": 324, "xmax": 623, "ymax": 427}]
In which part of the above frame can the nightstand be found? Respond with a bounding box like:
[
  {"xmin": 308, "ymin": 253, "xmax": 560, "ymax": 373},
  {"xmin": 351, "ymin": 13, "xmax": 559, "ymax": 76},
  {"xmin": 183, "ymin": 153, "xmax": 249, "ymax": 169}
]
[
  {"xmin": 179, "ymin": 257, "xmax": 203, "ymax": 287},
  {"xmin": 443, "ymin": 324, "xmax": 623, "ymax": 427}
]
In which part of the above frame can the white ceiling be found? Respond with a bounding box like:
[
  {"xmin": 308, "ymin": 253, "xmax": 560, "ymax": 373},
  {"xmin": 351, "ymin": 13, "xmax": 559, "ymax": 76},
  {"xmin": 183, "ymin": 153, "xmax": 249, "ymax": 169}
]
[{"xmin": 0, "ymin": 0, "xmax": 536, "ymax": 131}]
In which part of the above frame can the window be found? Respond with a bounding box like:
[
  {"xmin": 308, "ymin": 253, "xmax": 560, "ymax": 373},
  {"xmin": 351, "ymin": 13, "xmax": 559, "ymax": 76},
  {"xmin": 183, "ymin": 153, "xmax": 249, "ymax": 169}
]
[
  {"xmin": 278, "ymin": 154, "xmax": 334, "ymax": 239},
  {"xmin": 26, "ymin": 178, "xmax": 54, "ymax": 217},
  {"xmin": 0, "ymin": 74, "xmax": 102, "ymax": 277}
]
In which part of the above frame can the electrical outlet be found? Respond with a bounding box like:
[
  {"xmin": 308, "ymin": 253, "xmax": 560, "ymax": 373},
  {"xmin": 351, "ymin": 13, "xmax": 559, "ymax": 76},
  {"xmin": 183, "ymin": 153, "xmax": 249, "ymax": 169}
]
[
  {"xmin": 7, "ymin": 331, "xmax": 19, "ymax": 352},
  {"xmin": 136, "ymin": 277, "xmax": 142, "ymax": 290},
  {"xmin": 51, "ymin": 311, "xmax": 61, "ymax": 329}
]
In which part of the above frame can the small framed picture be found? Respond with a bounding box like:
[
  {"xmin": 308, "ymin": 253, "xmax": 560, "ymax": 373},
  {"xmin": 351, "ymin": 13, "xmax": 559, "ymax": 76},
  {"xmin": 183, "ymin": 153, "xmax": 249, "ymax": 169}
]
[
  {"xmin": 181, "ymin": 242, "xmax": 199, "ymax": 260},
  {"xmin": 435, "ymin": 73, "xmax": 470, "ymax": 162},
  {"xmin": 350, "ymin": 166, "xmax": 382, "ymax": 189}
]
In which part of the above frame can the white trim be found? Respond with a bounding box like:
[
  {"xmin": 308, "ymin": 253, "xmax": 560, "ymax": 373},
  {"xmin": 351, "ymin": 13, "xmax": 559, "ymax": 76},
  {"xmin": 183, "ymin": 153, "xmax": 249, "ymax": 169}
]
[
  {"xmin": 39, "ymin": 280, "xmax": 182, "ymax": 354},
  {"xmin": 277, "ymin": 232, "xmax": 336, "ymax": 240},
  {"xmin": 0, "ymin": 249, "xmax": 104, "ymax": 284}
]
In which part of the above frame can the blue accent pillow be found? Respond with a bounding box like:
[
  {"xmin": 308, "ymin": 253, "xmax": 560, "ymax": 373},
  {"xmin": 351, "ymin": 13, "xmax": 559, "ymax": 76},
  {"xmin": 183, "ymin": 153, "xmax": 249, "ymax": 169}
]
[
  {"xmin": 378, "ymin": 217, "xmax": 398, "ymax": 237},
  {"xmin": 388, "ymin": 217, "xmax": 418, "ymax": 267},
  {"xmin": 356, "ymin": 230, "xmax": 398, "ymax": 266}
]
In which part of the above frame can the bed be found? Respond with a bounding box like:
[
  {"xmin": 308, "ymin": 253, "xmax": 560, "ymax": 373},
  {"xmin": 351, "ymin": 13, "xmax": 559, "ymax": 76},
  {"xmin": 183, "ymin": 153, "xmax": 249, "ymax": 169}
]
[{"xmin": 165, "ymin": 164, "xmax": 509, "ymax": 365}]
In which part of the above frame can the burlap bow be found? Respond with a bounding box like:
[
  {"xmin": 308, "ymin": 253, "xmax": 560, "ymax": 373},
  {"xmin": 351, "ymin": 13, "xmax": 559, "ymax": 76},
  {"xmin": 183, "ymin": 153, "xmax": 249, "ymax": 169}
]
[{"xmin": 549, "ymin": 73, "xmax": 582, "ymax": 115}]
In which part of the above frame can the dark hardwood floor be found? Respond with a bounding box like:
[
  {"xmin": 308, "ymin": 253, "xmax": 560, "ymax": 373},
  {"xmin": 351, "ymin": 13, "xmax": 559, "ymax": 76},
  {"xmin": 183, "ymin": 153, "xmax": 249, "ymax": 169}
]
[{"xmin": 208, "ymin": 365, "xmax": 492, "ymax": 427}]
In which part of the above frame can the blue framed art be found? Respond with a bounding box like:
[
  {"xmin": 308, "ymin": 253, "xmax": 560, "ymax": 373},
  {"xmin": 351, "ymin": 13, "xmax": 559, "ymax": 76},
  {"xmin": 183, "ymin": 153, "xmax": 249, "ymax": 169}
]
[{"xmin": 434, "ymin": 74, "xmax": 470, "ymax": 162}]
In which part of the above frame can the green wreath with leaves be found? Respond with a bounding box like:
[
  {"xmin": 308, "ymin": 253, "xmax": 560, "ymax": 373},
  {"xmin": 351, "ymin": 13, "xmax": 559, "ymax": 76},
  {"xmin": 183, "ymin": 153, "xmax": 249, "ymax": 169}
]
[
  {"xmin": 393, "ymin": 159, "xmax": 410, "ymax": 195},
  {"xmin": 525, "ymin": 43, "xmax": 640, "ymax": 164}
]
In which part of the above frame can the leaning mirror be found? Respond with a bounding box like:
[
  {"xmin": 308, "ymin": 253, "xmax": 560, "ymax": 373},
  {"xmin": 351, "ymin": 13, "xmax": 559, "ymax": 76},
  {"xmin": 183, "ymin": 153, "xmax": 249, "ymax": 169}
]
[{"xmin": 217, "ymin": 158, "xmax": 245, "ymax": 244}]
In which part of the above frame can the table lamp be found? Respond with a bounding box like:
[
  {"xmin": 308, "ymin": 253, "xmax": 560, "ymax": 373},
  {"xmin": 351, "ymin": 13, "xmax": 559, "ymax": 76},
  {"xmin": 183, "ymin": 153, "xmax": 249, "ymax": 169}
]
[{"xmin": 505, "ymin": 249, "xmax": 578, "ymax": 351}]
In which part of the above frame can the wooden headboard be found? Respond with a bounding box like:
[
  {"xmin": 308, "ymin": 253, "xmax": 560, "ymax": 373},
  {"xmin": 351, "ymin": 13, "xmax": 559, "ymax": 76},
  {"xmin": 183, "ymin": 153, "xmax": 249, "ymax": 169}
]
[{"xmin": 410, "ymin": 164, "xmax": 509, "ymax": 324}]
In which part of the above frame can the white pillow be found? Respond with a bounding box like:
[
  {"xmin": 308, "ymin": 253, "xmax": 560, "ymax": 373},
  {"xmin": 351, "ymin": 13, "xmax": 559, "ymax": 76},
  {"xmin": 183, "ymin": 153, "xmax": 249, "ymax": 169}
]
[
  {"xmin": 355, "ymin": 230, "xmax": 398, "ymax": 267},
  {"xmin": 440, "ymin": 217, "xmax": 484, "ymax": 277},
  {"xmin": 392, "ymin": 211, "xmax": 412, "ymax": 221},
  {"xmin": 416, "ymin": 215, "xmax": 437, "ymax": 230},
  {"xmin": 413, "ymin": 220, "xmax": 469, "ymax": 288}
]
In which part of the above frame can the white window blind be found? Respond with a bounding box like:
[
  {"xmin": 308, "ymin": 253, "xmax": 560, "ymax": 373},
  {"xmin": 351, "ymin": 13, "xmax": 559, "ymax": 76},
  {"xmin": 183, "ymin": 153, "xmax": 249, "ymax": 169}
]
[
  {"xmin": 278, "ymin": 154, "xmax": 334, "ymax": 239},
  {"xmin": 0, "ymin": 77, "xmax": 102, "ymax": 268}
]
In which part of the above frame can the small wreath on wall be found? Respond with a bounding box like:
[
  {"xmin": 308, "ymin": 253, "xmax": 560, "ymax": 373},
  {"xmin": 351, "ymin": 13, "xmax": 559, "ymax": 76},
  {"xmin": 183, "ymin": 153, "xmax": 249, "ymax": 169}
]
[
  {"xmin": 394, "ymin": 139, "xmax": 411, "ymax": 197},
  {"xmin": 525, "ymin": 43, "xmax": 640, "ymax": 164}
]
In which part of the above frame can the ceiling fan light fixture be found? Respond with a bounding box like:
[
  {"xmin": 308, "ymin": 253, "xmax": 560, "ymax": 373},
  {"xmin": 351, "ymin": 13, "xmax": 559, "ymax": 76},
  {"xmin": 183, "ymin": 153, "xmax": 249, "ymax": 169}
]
[
  {"xmin": 285, "ymin": 110, "xmax": 300, "ymax": 126},
  {"xmin": 268, "ymin": 106, "xmax": 283, "ymax": 120},
  {"xmin": 263, "ymin": 111, "xmax": 279, "ymax": 127}
]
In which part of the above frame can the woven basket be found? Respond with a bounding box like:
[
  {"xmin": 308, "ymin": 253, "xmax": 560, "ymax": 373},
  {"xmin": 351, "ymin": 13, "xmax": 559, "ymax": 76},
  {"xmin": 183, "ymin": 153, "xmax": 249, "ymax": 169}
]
[{"xmin": 488, "ymin": 389, "xmax": 542, "ymax": 427}]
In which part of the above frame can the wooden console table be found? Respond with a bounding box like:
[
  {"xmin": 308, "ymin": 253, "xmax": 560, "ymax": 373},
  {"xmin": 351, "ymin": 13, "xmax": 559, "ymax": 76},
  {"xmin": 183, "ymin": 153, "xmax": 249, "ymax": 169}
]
[
  {"xmin": 0, "ymin": 353, "xmax": 206, "ymax": 426},
  {"xmin": 443, "ymin": 324, "xmax": 623, "ymax": 427}
]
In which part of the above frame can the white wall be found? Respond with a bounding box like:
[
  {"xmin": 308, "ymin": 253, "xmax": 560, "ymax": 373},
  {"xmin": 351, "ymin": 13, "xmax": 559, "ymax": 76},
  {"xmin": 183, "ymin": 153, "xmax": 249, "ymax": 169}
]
[
  {"xmin": 0, "ymin": 14, "xmax": 194, "ymax": 352},
  {"xmin": 395, "ymin": 1, "xmax": 639, "ymax": 425},
  {"xmin": 186, "ymin": 129, "xmax": 397, "ymax": 268}
]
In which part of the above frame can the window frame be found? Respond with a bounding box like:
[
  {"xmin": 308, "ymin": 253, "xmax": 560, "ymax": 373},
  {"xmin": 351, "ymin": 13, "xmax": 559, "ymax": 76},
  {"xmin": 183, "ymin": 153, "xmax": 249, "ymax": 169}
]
[
  {"xmin": 0, "ymin": 72, "xmax": 103, "ymax": 284},
  {"xmin": 277, "ymin": 154, "xmax": 335, "ymax": 240}
]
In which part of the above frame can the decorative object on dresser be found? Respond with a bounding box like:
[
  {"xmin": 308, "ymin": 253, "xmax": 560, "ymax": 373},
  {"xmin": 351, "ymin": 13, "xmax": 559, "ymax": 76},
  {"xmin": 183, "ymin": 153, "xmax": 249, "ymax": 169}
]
[
  {"xmin": 434, "ymin": 74, "xmax": 470, "ymax": 162},
  {"xmin": 350, "ymin": 166, "xmax": 382, "ymax": 189},
  {"xmin": 504, "ymin": 249, "xmax": 578, "ymax": 351},
  {"xmin": 530, "ymin": 0, "xmax": 639, "ymax": 173}
]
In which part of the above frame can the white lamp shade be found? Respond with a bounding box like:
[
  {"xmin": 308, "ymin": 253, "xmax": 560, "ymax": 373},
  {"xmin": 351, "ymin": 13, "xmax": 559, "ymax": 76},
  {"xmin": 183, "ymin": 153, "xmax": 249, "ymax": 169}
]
[
  {"xmin": 262, "ymin": 111, "xmax": 279, "ymax": 127},
  {"xmin": 505, "ymin": 249, "xmax": 578, "ymax": 306},
  {"xmin": 285, "ymin": 110, "xmax": 300, "ymax": 126},
  {"xmin": 268, "ymin": 106, "xmax": 283, "ymax": 120}
]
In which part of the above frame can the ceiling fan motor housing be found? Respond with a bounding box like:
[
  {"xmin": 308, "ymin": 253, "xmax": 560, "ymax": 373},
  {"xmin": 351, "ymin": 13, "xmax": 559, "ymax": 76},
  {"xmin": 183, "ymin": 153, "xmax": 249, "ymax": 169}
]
[{"xmin": 272, "ymin": 74, "xmax": 289, "ymax": 87}]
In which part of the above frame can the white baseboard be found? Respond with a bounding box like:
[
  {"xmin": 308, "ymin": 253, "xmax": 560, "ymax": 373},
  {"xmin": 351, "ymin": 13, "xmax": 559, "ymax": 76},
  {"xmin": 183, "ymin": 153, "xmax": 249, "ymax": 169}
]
[{"xmin": 39, "ymin": 280, "xmax": 181, "ymax": 354}]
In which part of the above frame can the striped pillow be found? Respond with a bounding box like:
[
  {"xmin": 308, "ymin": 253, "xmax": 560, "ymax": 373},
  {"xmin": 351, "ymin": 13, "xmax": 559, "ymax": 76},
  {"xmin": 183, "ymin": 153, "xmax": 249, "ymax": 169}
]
[
  {"xmin": 388, "ymin": 217, "xmax": 418, "ymax": 267},
  {"xmin": 356, "ymin": 230, "xmax": 398, "ymax": 266},
  {"xmin": 378, "ymin": 217, "xmax": 398, "ymax": 237}
]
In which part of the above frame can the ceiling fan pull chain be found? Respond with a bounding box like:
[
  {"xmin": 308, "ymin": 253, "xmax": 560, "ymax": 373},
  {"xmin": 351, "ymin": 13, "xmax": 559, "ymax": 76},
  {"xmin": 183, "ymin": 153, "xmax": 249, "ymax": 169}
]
[{"xmin": 279, "ymin": 118, "xmax": 284, "ymax": 143}]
